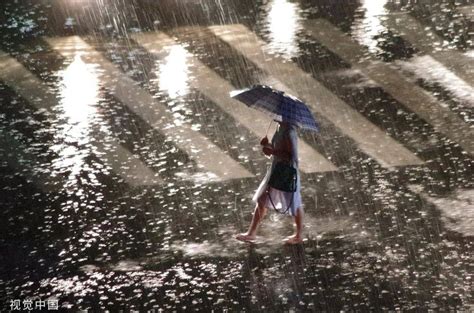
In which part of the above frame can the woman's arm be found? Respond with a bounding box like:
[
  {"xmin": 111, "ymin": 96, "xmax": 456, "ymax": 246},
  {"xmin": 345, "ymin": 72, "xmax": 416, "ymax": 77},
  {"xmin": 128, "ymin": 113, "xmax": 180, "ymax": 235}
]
[
  {"xmin": 289, "ymin": 128, "xmax": 298, "ymax": 166},
  {"xmin": 262, "ymin": 141, "xmax": 292, "ymax": 160},
  {"xmin": 269, "ymin": 147, "xmax": 291, "ymax": 159}
]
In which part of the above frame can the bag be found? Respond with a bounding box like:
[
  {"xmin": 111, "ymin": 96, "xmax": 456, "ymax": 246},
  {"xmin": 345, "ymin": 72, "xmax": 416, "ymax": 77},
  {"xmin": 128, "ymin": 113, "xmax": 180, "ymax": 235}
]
[
  {"xmin": 267, "ymin": 161, "xmax": 297, "ymax": 214},
  {"xmin": 268, "ymin": 162, "xmax": 297, "ymax": 192}
]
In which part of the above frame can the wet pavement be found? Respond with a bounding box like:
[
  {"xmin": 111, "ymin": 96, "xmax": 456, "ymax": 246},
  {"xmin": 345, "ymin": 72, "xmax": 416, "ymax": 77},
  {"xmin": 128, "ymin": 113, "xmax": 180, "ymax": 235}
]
[{"xmin": 0, "ymin": 0, "xmax": 473, "ymax": 311}]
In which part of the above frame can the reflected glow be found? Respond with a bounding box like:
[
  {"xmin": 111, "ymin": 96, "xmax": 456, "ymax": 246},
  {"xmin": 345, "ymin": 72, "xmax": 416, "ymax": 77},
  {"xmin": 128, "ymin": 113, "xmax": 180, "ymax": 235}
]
[
  {"xmin": 157, "ymin": 45, "xmax": 190, "ymax": 99},
  {"xmin": 265, "ymin": 0, "xmax": 302, "ymax": 59},
  {"xmin": 351, "ymin": 0, "xmax": 389, "ymax": 53},
  {"xmin": 52, "ymin": 54, "xmax": 101, "ymax": 184},
  {"xmin": 59, "ymin": 54, "xmax": 99, "ymax": 137}
]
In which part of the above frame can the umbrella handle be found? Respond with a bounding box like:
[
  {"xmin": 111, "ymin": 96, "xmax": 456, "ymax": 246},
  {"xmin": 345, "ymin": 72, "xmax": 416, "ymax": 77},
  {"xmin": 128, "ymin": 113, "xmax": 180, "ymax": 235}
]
[{"xmin": 265, "ymin": 119, "xmax": 273, "ymax": 137}]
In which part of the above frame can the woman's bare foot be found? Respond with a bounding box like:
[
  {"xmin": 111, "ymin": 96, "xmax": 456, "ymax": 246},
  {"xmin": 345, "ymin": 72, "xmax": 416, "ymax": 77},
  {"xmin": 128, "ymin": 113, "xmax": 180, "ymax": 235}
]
[
  {"xmin": 284, "ymin": 235, "xmax": 303, "ymax": 245},
  {"xmin": 236, "ymin": 233, "xmax": 256, "ymax": 243}
]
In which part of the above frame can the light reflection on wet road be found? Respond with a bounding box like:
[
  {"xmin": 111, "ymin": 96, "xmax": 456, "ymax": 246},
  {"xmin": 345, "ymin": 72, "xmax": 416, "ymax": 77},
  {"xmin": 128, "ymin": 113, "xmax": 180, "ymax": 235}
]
[{"xmin": 0, "ymin": 0, "xmax": 473, "ymax": 311}]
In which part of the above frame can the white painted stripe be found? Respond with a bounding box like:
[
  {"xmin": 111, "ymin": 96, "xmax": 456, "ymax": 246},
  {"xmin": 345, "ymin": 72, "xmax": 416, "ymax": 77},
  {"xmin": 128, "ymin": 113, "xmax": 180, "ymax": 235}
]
[
  {"xmin": 45, "ymin": 36, "xmax": 253, "ymax": 182},
  {"xmin": 396, "ymin": 55, "xmax": 474, "ymax": 108},
  {"xmin": 209, "ymin": 24, "xmax": 423, "ymax": 167},
  {"xmin": 408, "ymin": 185, "xmax": 474, "ymax": 237},
  {"xmin": 96, "ymin": 142, "xmax": 162, "ymax": 186},
  {"xmin": 458, "ymin": 5, "xmax": 474, "ymax": 20},
  {"xmin": 304, "ymin": 19, "xmax": 474, "ymax": 155},
  {"xmin": 132, "ymin": 32, "xmax": 338, "ymax": 173},
  {"xmin": 384, "ymin": 13, "xmax": 474, "ymax": 85},
  {"xmin": 0, "ymin": 131, "xmax": 62, "ymax": 192},
  {"xmin": 0, "ymin": 51, "xmax": 161, "ymax": 186},
  {"xmin": 433, "ymin": 50, "xmax": 474, "ymax": 85},
  {"xmin": 0, "ymin": 51, "xmax": 57, "ymax": 112}
]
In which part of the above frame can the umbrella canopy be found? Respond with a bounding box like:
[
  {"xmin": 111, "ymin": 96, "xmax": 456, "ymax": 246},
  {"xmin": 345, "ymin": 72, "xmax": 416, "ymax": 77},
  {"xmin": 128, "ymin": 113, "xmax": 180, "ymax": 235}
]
[{"xmin": 230, "ymin": 85, "xmax": 319, "ymax": 132}]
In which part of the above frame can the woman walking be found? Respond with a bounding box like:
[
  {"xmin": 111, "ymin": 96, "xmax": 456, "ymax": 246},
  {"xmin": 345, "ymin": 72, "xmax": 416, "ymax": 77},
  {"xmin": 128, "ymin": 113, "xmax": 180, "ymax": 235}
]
[
  {"xmin": 230, "ymin": 84, "xmax": 319, "ymax": 244},
  {"xmin": 236, "ymin": 120, "xmax": 304, "ymax": 244}
]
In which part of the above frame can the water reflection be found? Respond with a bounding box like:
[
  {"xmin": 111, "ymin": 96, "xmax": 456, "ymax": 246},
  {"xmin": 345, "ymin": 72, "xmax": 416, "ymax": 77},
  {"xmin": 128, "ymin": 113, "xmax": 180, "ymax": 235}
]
[
  {"xmin": 169, "ymin": 215, "xmax": 371, "ymax": 259},
  {"xmin": 51, "ymin": 53, "xmax": 102, "ymax": 187},
  {"xmin": 154, "ymin": 44, "xmax": 192, "ymax": 128},
  {"xmin": 351, "ymin": 0, "xmax": 389, "ymax": 53},
  {"xmin": 262, "ymin": 0, "xmax": 302, "ymax": 59},
  {"xmin": 156, "ymin": 45, "xmax": 191, "ymax": 99}
]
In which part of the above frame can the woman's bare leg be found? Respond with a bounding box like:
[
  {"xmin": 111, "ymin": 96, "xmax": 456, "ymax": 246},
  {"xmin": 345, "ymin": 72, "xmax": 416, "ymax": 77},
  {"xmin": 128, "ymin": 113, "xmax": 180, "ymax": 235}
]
[
  {"xmin": 285, "ymin": 208, "xmax": 303, "ymax": 244},
  {"xmin": 236, "ymin": 193, "xmax": 268, "ymax": 242},
  {"xmin": 247, "ymin": 203, "xmax": 268, "ymax": 237}
]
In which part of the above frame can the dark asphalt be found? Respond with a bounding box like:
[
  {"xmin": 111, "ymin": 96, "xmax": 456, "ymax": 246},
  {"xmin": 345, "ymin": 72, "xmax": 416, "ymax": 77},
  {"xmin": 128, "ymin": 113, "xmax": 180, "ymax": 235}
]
[{"xmin": 0, "ymin": 0, "xmax": 473, "ymax": 311}]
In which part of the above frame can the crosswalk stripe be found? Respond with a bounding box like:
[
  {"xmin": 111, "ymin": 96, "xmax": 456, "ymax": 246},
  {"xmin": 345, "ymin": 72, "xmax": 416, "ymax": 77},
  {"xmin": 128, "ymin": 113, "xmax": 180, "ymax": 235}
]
[
  {"xmin": 407, "ymin": 184, "xmax": 474, "ymax": 237},
  {"xmin": 98, "ymin": 141, "xmax": 163, "ymax": 186},
  {"xmin": 458, "ymin": 5, "xmax": 474, "ymax": 19},
  {"xmin": 397, "ymin": 55, "xmax": 474, "ymax": 108},
  {"xmin": 384, "ymin": 13, "xmax": 474, "ymax": 85},
  {"xmin": 433, "ymin": 50, "xmax": 474, "ymax": 86},
  {"xmin": 0, "ymin": 51, "xmax": 57, "ymax": 112},
  {"xmin": 45, "ymin": 36, "xmax": 253, "ymax": 182},
  {"xmin": 0, "ymin": 130, "xmax": 62, "ymax": 192},
  {"xmin": 132, "ymin": 32, "xmax": 338, "ymax": 173},
  {"xmin": 208, "ymin": 24, "xmax": 423, "ymax": 168},
  {"xmin": 0, "ymin": 51, "xmax": 162, "ymax": 187},
  {"xmin": 304, "ymin": 19, "xmax": 474, "ymax": 156}
]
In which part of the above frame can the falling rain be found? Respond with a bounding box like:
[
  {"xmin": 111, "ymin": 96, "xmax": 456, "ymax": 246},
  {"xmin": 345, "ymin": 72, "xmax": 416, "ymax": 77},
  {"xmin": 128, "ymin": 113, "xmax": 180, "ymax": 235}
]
[{"xmin": 0, "ymin": 0, "xmax": 473, "ymax": 311}]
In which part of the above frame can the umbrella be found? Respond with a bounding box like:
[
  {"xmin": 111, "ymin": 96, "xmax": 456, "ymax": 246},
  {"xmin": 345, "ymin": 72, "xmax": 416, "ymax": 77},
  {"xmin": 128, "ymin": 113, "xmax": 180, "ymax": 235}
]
[{"xmin": 230, "ymin": 84, "xmax": 319, "ymax": 132}]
